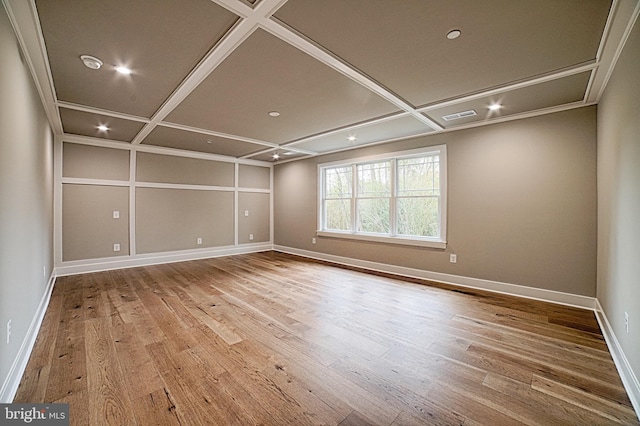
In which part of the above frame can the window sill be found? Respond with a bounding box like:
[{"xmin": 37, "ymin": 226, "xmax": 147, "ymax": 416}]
[{"xmin": 316, "ymin": 230, "xmax": 446, "ymax": 249}]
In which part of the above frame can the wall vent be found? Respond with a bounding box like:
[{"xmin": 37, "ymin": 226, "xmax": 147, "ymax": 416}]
[{"xmin": 442, "ymin": 109, "xmax": 477, "ymax": 121}]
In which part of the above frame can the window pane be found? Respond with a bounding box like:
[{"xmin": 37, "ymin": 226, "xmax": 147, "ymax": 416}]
[
  {"xmin": 357, "ymin": 161, "xmax": 391, "ymax": 197},
  {"xmin": 397, "ymin": 155, "xmax": 439, "ymax": 197},
  {"xmin": 397, "ymin": 197, "xmax": 439, "ymax": 237},
  {"xmin": 325, "ymin": 166, "xmax": 352, "ymax": 198},
  {"xmin": 325, "ymin": 199, "xmax": 351, "ymax": 231},
  {"xmin": 357, "ymin": 198, "xmax": 389, "ymax": 234}
]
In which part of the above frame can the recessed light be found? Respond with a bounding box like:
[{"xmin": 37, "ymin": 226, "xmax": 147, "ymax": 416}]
[
  {"xmin": 80, "ymin": 55, "xmax": 103, "ymax": 70},
  {"xmin": 97, "ymin": 125, "xmax": 109, "ymax": 132},
  {"xmin": 488, "ymin": 103, "xmax": 502, "ymax": 111},
  {"xmin": 268, "ymin": 111, "xmax": 280, "ymax": 117},
  {"xmin": 206, "ymin": 139, "xmax": 213, "ymax": 144},
  {"xmin": 446, "ymin": 29, "xmax": 461, "ymax": 40},
  {"xmin": 115, "ymin": 66, "xmax": 132, "ymax": 75},
  {"xmin": 347, "ymin": 135, "xmax": 357, "ymax": 142},
  {"xmin": 272, "ymin": 153, "xmax": 280, "ymax": 160}
]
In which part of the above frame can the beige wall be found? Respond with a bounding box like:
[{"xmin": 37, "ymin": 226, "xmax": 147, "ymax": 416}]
[
  {"xmin": 63, "ymin": 143, "xmax": 129, "ymax": 181},
  {"xmin": 61, "ymin": 144, "xmax": 271, "ymax": 261},
  {"xmin": 62, "ymin": 184, "xmax": 130, "ymax": 261},
  {"xmin": 597, "ymin": 19, "xmax": 640, "ymax": 385},
  {"xmin": 0, "ymin": 5, "xmax": 54, "ymax": 400},
  {"xmin": 238, "ymin": 192, "xmax": 271, "ymax": 244},
  {"xmin": 137, "ymin": 152, "xmax": 234, "ymax": 186},
  {"xmin": 136, "ymin": 188, "xmax": 234, "ymax": 253},
  {"xmin": 275, "ymin": 107, "xmax": 597, "ymax": 296},
  {"xmin": 239, "ymin": 164, "xmax": 270, "ymax": 189}
]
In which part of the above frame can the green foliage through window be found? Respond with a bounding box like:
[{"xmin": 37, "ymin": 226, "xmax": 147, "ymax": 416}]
[{"xmin": 320, "ymin": 146, "xmax": 446, "ymax": 243}]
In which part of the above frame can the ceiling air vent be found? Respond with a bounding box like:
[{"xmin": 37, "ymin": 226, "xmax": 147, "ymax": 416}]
[{"xmin": 442, "ymin": 109, "xmax": 477, "ymax": 121}]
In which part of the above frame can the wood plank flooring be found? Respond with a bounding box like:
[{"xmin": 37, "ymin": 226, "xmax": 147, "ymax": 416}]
[{"xmin": 15, "ymin": 251, "xmax": 639, "ymax": 425}]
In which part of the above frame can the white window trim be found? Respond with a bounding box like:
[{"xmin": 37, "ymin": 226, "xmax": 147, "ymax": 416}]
[{"xmin": 317, "ymin": 145, "xmax": 447, "ymax": 249}]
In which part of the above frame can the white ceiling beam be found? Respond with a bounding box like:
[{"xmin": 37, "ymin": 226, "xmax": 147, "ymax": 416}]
[
  {"xmin": 56, "ymin": 101, "xmax": 150, "ymax": 123},
  {"xmin": 587, "ymin": 0, "xmax": 640, "ymax": 103},
  {"xmin": 260, "ymin": 17, "xmax": 444, "ymax": 132},
  {"xmin": 3, "ymin": 0, "xmax": 63, "ymax": 134},
  {"xmin": 131, "ymin": 0, "xmax": 289, "ymax": 145},
  {"xmin": 157, "ymin": 121, "xmax": 279, "ymax": 149},
  {"xmin": 419, "ymin": 62, "xmax": 597, "ymax": 112}
]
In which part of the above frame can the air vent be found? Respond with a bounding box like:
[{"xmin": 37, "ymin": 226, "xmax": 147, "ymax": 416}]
[{"xmin": 442, "ymin": 109, "xmax": 477, "ymax": 121}]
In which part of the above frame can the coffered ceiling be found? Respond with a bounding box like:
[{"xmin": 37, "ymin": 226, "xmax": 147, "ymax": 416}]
[{"xmin": 4, "ymin": 0, "xmax": 639, "ymax": 163}]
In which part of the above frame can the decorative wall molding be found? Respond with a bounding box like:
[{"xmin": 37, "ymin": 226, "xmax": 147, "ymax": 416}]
[
  {"xmin": 55, "ymin": 243, "xmax": 273, "ymax": 276},
  {"xmin": 0, "ymin": 272, "xmax": 56, "ymax": 403}
]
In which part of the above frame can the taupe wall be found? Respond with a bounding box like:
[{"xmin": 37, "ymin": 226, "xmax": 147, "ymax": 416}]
[
  {"xmin": 63, "ymin": 184, "xmax": 130, "ymax": 261},
  {"xmin": 136, "ymin": 188, "xmax": 234, "ymax": 253},
  {"xmin": 275, "ymin": 107, "xmax": 597, "ymax": 296},
  {"xmin": 61, "ymin": 146, "xmax": 271, "ymax": 261},
  {"xmin": 0, "ymin": 5, "xmax": 54, "ymax": 399},
  {"xmin": 597, "ymin": 19, "xmax": 640, "ymax": 385}
]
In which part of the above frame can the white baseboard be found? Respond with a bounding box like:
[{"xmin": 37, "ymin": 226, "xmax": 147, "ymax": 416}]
[
  {"xmin": 55, "ymin": 243, "xmax": 273, "ymax": 276},
  {"xmin": 273, "ymin": 245, "xmax": 597, "ymax": 310},
  {"xmin": 0, "ymin": 272, "xmax": 56, "ymax": 403},
  {"xmin": 595, "ymin": 300, "xmax": 640, "ymax": 417}
]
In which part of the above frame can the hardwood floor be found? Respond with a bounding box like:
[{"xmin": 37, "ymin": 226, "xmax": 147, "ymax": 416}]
[{"xmin": 15, "ymin": 251, "xmax": 638, "ymax": 425}]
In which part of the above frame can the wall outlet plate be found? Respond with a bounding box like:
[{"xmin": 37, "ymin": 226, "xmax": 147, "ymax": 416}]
[
  {"xmin": 625, "ymin": 312, "xmax": 629, "ymax": 333},
  {"xmin": 197, "ymin": 237, "xmax": 203, "ymax": 245},
  {"xmin": 450, "ymin": 254, "xmax": 457, "ymax": 263},
  {"xmin": 113, "ymin": 243, "xmax": 121, "ymax": 252}
]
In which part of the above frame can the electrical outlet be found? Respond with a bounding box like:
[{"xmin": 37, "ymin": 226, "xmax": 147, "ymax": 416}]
[
  {"xmin": 249, "ymin": 234, "xmax": 254, "ymax": 241},
  {"xmin": 625, "ymin": 312, "xmax": 629, "ymax": 333},
  {"xmin": 113, "ymin": 210, "xmax": 120, "ymax": 219},
  {"xmin": 244, "ymin": 210, "xmax": 249, "ymax": 217},
  {"xmin": 450, "ymin": 254, "xmax": 457, "ymax": 263},
  {"xmin": 113, "ymin": 243, "xmax": 121, "ymax": 252},
  {"xmin": 197, "ymin": 237, "xmax": 203, "ymax": 245},
  {"xmin": 312, "ymin": 237, "xmax": 317, "ymax": 244},
  {"xmin": 6, "ymin": 320, "xmax": 11, "ymax": 344}
]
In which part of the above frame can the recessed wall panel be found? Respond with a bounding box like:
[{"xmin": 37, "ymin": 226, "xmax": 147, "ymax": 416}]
[
  {"xmin": 63, "ymin": 143, "xmax": 130, "ymax": 180},
  {"xmin": 238, "ymin": 164, "xmax": 270, "ymax": 189},
  {"xmin": 136, "ymin": 152, "xmax": 234, "ymax": 186},
  {"xmin": 63, "ymin": 184, "xmax": 129, "ymax": 261},
  {"xmin": 136, "ymin": 188, "xmax": 234, "ymax": 253},
  {"xmin": 238, "ymin": 192, "xmax": 270, "ymax": 244}
]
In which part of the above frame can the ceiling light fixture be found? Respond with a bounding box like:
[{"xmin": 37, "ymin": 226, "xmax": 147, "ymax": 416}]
[
  {"xmin": 488, "ymin": 103, "xmax": 502, "ymax": 111},
  {"xmin": 268, "ymin": 111, "xmax": 280, "ymax": 117},
  {"xmin": 272, "ymin": 153, "xmax": 280, "ymax": 160},
  {"xmin": 115, "ymin": 66, "xmax": 132, "ymax": 75},
  {"xmin": 206, "ymin": 139, "xmax": 213, "ymax": 144},
  {"xmin": 446, "ymin": 29, "xmax": 461, "ymax": 40},
  {"xmin": 97, "ymin": 125, "xmax": 109, "ymax": 132},
  {"xmin": 80, "ymin": 55, "xmax": 103, "ymax": 70},
  {"xmin": 347, "ymin": 135, "xmax": 357, "ymax": 142}
]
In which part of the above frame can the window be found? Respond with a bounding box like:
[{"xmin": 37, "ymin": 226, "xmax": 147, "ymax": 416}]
[{"xmin": 318, "ymin": 146, "xmax": 447, "ymax": 248}]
